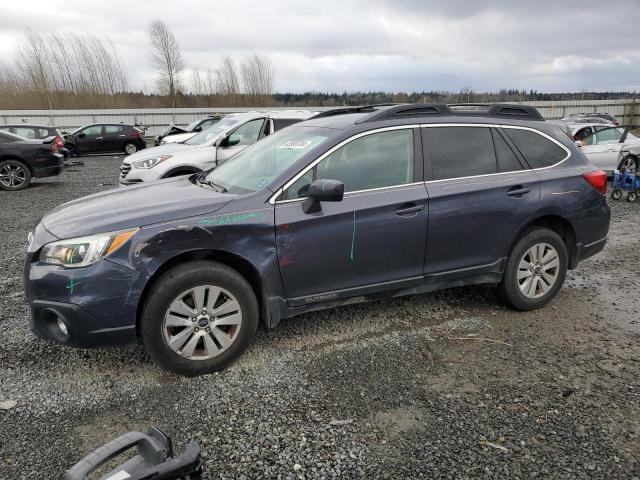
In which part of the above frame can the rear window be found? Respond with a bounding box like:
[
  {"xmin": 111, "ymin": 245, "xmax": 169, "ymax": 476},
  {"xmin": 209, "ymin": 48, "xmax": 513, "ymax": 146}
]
[{"xmin": 504, "ymin": 128, "xmax": 567, "ymax": 168}]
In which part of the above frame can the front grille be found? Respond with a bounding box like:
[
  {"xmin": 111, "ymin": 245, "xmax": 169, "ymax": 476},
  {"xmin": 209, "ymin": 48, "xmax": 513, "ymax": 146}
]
[{"xmin": 120, "ymin": 163, "xmax": 131, "ymax": 179}]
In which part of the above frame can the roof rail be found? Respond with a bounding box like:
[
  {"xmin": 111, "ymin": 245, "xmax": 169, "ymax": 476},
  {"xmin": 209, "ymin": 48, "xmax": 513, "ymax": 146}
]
[
  {"xmin": 309, "ymin": 104, "xmax": 399, "ymax": 120},
  {"xmin": 358, "ymin": 103, "xmax": 545, "ymax": 123}
]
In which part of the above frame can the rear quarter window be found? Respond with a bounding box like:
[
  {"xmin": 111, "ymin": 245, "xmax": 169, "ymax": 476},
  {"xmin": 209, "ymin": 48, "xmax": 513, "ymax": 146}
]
[{"xmin": 504, "ymin": 128, "xmax": 568, "ymax": 168}]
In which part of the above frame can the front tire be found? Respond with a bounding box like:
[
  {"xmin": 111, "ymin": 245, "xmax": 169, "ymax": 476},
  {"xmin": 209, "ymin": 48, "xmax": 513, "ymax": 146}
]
[
  {"xmin": 0, "ymin": 160, "xmax": 32, "ymax": 191},
  {"xmin": 499, "ymin": 228, "xmax": 568, "ymax": 311},
  {"xmin": 140, "ymin": 261, "xmax": 259, "ymax": 376}
]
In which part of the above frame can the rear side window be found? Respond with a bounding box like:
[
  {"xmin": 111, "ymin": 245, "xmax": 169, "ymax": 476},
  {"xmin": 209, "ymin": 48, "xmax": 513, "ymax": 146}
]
[
  {"xmin": 504, "ymin": 128, "xmax": 567, "ymax": 168},
  {"xmin": 492, "ymin": 130, "xmax": 524, "ymax": 172},
  {"xmin": 273, "ymin": 118, "xmax": 301, "ymax": 131},
  {"xmin": 105, "ymin": 125, "xmax": 124, "ymax": 134},
  {"xmin": 427, "ymin": 127, "xmax": 496, "ymax": 180}
]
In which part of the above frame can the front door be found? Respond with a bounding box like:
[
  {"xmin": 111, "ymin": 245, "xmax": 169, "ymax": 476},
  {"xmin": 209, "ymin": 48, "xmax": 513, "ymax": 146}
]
[
  {"xmin": 423, "ymin": 126, "xmax": 541, "ymax": 278},
  {"xmin": 103, "ymin": 125, "xmax": 126, "ymax": 152},
  {"xmin": 580, "ymin": 126, "xmax": 629, "ymax": 171},
  {"xmin": 76, "ymin": 125, "xmax": 104, "ymax": 153},
  {"xmin": 275, "ymin": 127, "xmax": 428, "ymax": 304}
]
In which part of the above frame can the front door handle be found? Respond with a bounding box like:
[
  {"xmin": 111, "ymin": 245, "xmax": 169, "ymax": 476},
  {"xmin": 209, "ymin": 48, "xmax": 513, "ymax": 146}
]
[
  {"xmin": 507, "ymin": 186, "xmax": 530, "ymax": 197},
  {"xmin": 96, "ymin": 137, "xmax": 103, "ymax": 140},
  {"xmin": 395, "ymin": 203, "xmax": 425, "ymax": 216}
]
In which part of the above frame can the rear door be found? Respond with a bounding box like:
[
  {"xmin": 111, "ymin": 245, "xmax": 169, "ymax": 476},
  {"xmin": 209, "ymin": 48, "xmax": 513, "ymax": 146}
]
[
  {"xmin": 275, "ymin": 127, "xmax": 427, "ymax": 304},
  {"xmin": 423, "ymin": 125, "xmax": 541, "ymax": 279},
  {"xmin": 103, "ymin": 125, "xmax": 126, "ymax": 152}
]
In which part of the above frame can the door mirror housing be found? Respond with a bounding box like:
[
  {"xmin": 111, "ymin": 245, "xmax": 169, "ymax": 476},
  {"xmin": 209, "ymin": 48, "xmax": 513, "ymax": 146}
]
[
  {"xmin": 302, "ymin": 179, "xmax": 344, "ymax": 214},
  {"xmin": 194, "ymin": 126, "xmax": 202, "ymax": 132},
  {"xmin": 575, "ymin": 140, "xmax": 583, "ymax": 147},
  {"xmin": 78, "ymin": 133, "xmax": 86, "ymax": 139}
]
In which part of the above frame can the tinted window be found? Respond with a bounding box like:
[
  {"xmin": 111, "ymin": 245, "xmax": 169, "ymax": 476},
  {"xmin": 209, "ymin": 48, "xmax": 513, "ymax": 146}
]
[
  {"xmin": 428, "ymin": 126, "xmax": 496, "ymax": 180},
  {"xmin": 284, "ymin": 129, "xmax": 414, "ymax": 199},
  {"xmin": 82, "ymin": 126, "xmax": 102, "ymax": 137},
  {"xmin": 273, "ymin": 118, "xmax": 301, "ymax": 131},
  {"xmin": 227, "ymin": 118, "xmax": 264, "ymax": 146},
  {"xmin": 105, "ymin": 125, "xmax": 124, "ymax": 134},
  {"xmin": 504, "ymin": 128, "xmax": 567, "ymax": 168},
  {"xmin": 492, "ymin": 129, "xmax": 523, "ymax": 172}
]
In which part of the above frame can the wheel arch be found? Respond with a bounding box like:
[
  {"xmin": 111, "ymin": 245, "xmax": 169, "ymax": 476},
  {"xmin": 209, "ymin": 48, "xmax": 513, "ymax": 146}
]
[
  {"xmin": 161, "ymin": 166, "xmax": 202, "ymax": 178},
  {"xmin": 0, "ymin": 156, "xmax": 33, "ymax": 175},
  {"xmin": 510, "ymin": 215, "xmax": 577, "ymax": 269},
  {"xmin": 135, "ymin": 249, "xmax": 267, "ymax": 339}
]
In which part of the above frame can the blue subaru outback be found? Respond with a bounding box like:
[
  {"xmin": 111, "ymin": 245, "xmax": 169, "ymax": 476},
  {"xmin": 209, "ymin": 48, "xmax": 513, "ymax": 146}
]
[{"xmin": 24, "ymin": 104, "xmax": 611, "ymax": 375}]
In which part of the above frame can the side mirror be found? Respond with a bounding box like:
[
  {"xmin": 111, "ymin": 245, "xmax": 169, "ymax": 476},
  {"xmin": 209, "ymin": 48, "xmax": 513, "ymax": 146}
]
[
  {"xmin": 78, "ymin": 133, "xmax": 86, "ymax": 139},
  {"xmin": 575, "ymin": 140, "xmax": 583, "ymax": 147},
  {"xmin": 302, "ymin": 179, "xmax": 344, "ymax": 214},
  {"xmin": 215, "ymin": 133, "xmax": 227, "ymax": 148},
  {"xmin": 194, "ymin": 126, "xmax": 202, "ymax": 132}
]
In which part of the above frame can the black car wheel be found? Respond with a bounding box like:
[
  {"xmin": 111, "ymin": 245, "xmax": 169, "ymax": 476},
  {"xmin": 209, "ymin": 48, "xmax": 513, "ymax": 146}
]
[
  {"xmin": 499, "ymin": 228, "xmax": 568, "ymax": 311},
  {"xmin": 140, "ymin": 261, "xmax": 259, "ymax": 376},
  {"xmin": 0, "ymin": 160, "xmax": 32, "ymax": 191},
  {"xmin": 124, "ymin": 142, "xmax": 138, "ymax": 155}
]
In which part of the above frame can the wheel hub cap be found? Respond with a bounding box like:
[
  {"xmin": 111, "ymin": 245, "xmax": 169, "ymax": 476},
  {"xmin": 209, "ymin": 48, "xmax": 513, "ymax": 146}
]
[
  {"xmin": 162, "ymin": 285, "xmax": 242, "ymax": 361},
  {"xmin": 517, "ymin": 243, "xmax": 560, "ymax": 299}
]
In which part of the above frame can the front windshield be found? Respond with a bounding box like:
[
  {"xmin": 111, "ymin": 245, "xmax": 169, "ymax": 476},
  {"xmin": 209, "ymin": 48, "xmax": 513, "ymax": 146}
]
[
  {"xmin": 184, "ymin": 117, "xmax": 242, "ymax": 145},
  {"xmin": 204, "ymin": 126, "xmax": 334, "ymax": 194}
]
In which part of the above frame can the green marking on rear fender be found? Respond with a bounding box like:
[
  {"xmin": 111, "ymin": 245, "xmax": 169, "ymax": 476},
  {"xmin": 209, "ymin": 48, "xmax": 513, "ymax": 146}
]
[{"xmin": 197, "ymin": 212, "xmax": 262, "ymax": 226}]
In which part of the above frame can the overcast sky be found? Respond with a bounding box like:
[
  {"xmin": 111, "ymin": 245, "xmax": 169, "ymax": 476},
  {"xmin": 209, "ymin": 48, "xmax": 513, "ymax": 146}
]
[{"xmin": 1, "ymin": 0, "xmax": 639, "ymax": 94}]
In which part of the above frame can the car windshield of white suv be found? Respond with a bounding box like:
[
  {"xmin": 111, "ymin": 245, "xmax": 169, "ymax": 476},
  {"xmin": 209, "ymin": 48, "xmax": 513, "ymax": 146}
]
[
  {"xmin": 203, "ymin": 126, "xmax": 333, "ymax": 194},
  {"xmin": 183, "ymin": 117, "xmax": 242, "ymax": 146}
]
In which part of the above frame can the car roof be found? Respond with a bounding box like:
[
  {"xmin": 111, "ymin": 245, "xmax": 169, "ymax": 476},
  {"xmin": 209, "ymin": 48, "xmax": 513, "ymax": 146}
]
[{"xmin": 301, "ymin": 104, "xmax": 556, "ymax": 132}]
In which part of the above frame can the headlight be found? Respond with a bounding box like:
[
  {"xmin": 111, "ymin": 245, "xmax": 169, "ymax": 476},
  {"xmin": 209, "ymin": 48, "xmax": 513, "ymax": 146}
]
[
  {"xmin": 131, "ymin": 154, "xmax": 172, "ymax": 169},
  {"xmin": 39, "ymin": 228, "xmax": 139, "ymax": 268}
]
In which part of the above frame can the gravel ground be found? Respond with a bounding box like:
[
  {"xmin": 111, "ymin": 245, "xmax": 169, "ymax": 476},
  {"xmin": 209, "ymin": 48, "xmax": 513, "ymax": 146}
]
[{"xmin": 0, "ymin": 156, "xmax": 639, "ymax": 479}]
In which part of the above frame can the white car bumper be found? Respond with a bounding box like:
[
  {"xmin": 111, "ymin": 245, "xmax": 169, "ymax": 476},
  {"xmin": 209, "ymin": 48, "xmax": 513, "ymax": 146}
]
[{"xmin": 119, "ymin": 164, "xmax": 162, "ymax": 186}]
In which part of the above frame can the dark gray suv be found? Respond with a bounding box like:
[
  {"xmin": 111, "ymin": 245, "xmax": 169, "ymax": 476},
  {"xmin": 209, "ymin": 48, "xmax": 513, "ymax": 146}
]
[{"xmin": 24, "ymin": 104, "xmax": 610, "ymax": 375}]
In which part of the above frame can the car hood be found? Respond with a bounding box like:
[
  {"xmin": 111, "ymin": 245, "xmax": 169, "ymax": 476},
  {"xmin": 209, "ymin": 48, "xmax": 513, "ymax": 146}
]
[
  {"xmin": 163, "ymin": 132, "xmax": 197, "ymax": 144},
  {"xmin": 41, "ymin": 176, "xmax": 232, "ymax": 239},
  {"xmin": 123, "ymin": 143, "xmax": 192, "ymax": 164}
]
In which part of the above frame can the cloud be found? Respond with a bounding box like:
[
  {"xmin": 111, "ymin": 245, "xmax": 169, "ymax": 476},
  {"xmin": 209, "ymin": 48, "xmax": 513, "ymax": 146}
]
[{"xmin": 1, "ymin": 0, "xmax": 639, "ymax": 93}]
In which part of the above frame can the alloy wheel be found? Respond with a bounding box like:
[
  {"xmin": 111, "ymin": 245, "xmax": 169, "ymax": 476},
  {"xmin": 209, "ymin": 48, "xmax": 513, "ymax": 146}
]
[
  {"xmin": 125, "ymin": 143, "xmax": 137, "ymax": 155},
  {"xmin": 162, "ymin": 285, "xmax": 242, "ymax": 360},
  {"xmin": 0, "ymin": 164, "xmax": 27, "ymax": 188},
  {"xmin": 517, "ymin": 243, "xmax": 560, "ymax": 299}
]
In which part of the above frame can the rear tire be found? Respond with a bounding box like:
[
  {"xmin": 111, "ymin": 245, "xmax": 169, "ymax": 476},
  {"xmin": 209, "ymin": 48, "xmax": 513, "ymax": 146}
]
[
  {"xmin": 499, "ymin": 228, "xmax": 568, "ymax": 311},
  {"xmin": 140, "ymin": 261, "xmax": 259, "ymax": 376},
  {"xmin": 124, "ymin": 142, "xmax": 138, "ymax": 155},
  {"xmin": 0, "ymin": 160, "xmax": 32, "ymax": 191}
]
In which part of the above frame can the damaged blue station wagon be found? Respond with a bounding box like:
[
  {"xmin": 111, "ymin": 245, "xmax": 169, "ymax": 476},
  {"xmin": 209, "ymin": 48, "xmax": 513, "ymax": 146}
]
[{"xmin": 24, "ymin": 104, "xmax": 611, "ymax": 375}]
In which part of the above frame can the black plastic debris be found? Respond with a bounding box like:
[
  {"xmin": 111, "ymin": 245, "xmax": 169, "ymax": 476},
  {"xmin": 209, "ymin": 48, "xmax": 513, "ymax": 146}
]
[{"xmin": 65, "ymin": 426, "xmax": 203, "ymax": 480}]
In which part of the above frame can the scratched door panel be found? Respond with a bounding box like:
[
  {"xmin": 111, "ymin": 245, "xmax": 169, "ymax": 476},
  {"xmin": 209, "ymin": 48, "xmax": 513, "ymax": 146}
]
[{"xmin": 275, "ymin": 184, "xmax": 428, "ymax": 301}]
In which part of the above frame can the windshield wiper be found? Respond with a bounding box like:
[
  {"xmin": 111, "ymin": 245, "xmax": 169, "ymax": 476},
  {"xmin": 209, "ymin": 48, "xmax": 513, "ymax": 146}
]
[{"xmin": 204, "ymin": 179, "xmax": 228, "ymax": 193}]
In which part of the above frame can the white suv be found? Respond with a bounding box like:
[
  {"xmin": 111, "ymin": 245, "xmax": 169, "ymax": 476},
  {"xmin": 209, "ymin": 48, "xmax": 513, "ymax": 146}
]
[{"xmin": 119, "ymin": 111, "xmax": 314, "ymax": 186}]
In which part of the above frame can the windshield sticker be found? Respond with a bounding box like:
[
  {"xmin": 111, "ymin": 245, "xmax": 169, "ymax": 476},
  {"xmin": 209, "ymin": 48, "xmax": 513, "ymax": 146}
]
[
  {"xmin": 198, "ymin": 211, "xmax": 262, "ymax": 226},
  {"xmin": 279, "ymin": 140, "xmax": 312, "ymax": 150}
]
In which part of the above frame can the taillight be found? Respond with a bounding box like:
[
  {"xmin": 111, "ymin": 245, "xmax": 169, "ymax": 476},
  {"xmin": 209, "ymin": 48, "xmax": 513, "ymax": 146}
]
[
  {"xmin": 583, "ymin": 170, "xmax": 607, "ymax": 195},
  {"xmin": 55, "ymin": 136, "xmax": 64, "ymax": 147},
  {"xmin": 51, "ymin": 142, "xmax": 59, "ymax": 153},
  {"xmin": 131, "ymin": 130, "xmax": 141, "ymax": 137}
]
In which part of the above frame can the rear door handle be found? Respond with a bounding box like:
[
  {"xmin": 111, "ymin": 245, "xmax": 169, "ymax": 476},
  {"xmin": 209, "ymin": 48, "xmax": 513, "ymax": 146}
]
[
  {"xmin": 96, "ymin": 137, "xmax": 103, "ymax": 140},
  {"xmin": 395, "ymin": 203, "xmax": 425, "ymax": 216},
  {"xmin": 507, "ymin": 186, "xmax": 530, "ymax": 197}
]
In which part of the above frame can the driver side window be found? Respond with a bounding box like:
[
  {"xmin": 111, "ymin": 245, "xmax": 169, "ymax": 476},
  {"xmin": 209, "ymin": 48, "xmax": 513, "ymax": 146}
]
[
  {"xmin": 226, "ymin": 119, "xmax": 265, "ymax": 147},
  {"xmin": 283, "ymin": 129, "xmax": 415, "ymax": 200}
]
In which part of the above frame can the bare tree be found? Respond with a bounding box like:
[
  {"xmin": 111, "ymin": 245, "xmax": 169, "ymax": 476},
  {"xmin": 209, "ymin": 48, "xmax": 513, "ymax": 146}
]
[
  {"xmin": 240, "ymin": 54, "xmax": 274, "ymax": 105},
  {"xmin": 148, "ymin": 20, "xmax": 184, "ymax": 107},
  {"xmin": 215, "ymin": 56, "xmax": 239, "ymax": 96}
]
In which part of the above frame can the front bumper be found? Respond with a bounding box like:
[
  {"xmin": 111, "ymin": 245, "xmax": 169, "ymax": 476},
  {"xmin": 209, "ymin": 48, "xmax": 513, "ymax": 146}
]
[
  {"xmin": 29, "ymin": 300, "xmax": 137, "ymax": 347},
  {"xmin": 25, "ymin": 256, "xmax": 141, "ymax": 348},
  {"xmin": 119, "ymin": 164, "xmax": 162, "ymax": 186}
]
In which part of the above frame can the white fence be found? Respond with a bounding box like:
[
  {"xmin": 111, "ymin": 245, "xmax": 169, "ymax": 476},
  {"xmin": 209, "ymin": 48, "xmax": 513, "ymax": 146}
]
[{"xmin": 0, "ymin": 99, "xmax": 638, "ymax": 137}]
